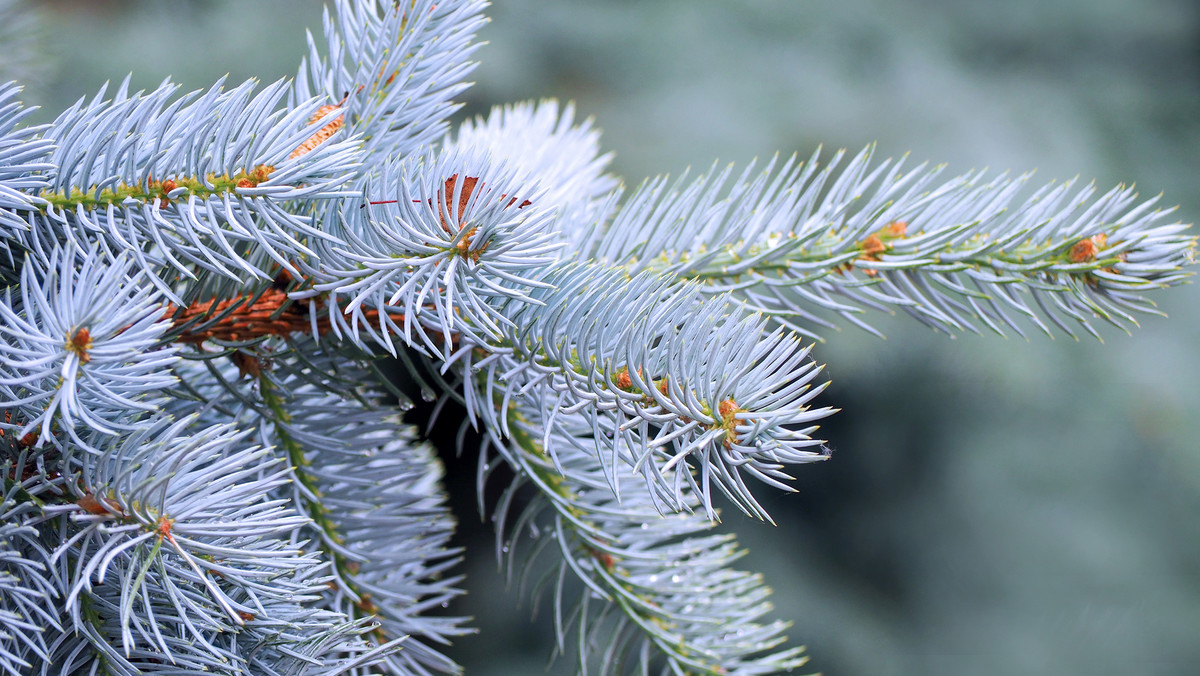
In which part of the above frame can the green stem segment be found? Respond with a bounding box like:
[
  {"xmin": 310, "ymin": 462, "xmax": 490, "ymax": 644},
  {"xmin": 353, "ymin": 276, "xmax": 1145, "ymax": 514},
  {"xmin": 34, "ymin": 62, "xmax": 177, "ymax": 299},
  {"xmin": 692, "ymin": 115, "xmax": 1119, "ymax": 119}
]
[
  {"xmin": 257, "ymin": 374, "xmax": 382, "ymax": 635},
  {"xmin": 504, "ymin": 407, "xmax": 734, "ymax": 676},
  {"xmin": 662, "ymin": 229, "xmax": 1134, "ymax": 284},
  {"xmin": 38, "ymin": 165, "xmax": 275, "ymax": 212}
]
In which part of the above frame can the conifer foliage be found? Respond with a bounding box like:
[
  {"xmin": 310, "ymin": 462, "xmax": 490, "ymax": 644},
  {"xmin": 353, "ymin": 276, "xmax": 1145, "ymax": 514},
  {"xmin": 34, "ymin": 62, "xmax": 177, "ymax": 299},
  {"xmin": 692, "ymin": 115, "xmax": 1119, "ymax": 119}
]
[{"xmin": 0, "ymin": 1, "xmax": 1194, "ymax": 674}]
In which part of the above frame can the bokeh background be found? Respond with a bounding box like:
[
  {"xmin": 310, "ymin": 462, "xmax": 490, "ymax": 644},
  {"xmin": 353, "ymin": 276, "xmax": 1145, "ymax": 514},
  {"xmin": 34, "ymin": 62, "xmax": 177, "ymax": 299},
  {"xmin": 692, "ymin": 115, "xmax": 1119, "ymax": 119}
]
[{"xmin": 13, "ymin": 1, "xmax": 1200, "ymax": 674}]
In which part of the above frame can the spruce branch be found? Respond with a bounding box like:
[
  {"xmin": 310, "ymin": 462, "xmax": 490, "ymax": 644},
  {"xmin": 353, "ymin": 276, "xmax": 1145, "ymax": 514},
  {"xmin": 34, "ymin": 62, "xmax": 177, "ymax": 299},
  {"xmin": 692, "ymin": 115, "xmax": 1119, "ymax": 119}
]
[
  {"xmin": 440, "ymin": 100, "xmax": 621, "ymax": 251},
  {"xmin": 165, "ymin": 347, "xmax": 469, "ymax": 675},
  {"xmin": 259, "ymin": 367, "xmax": 469, "ymax": 676},
  {"xmin": 310, "ymin": 145, "xmax": 560, "ymax": 357},
  {"xmin": 585, "ymin": 147, "xmax": 1195, "ymax": 340},
  {"xmin": 0, "ymin": 473, "xmax": 57, "ymax": 672},
  {"xmin": 0, "ymin": 244, "xmax": 177, "ymax": 452},
  {"xmin": 0, "ymin": 0, "xmax": 1193, "ymax": 673},
  {"xmin": 18, "ymin": 77, "xmax": 360, "ymax": 302},
  {"xmin": 1, "ymin": 412, "xmax": 393, "ymax": 674},
  {"xmin": 0, "ymin": 81, "xmax": 52, "ymax": 274},
  {"xmin": 485, "ymin": 398, "xmax": 806, "ymax": 675},
  {"xmin": 295, "ymin": 0, "xmax": 487, "ymax": 167},
  {"xmin": 464, "ymin": 263, "xmax": 832, "ymax": 521}
]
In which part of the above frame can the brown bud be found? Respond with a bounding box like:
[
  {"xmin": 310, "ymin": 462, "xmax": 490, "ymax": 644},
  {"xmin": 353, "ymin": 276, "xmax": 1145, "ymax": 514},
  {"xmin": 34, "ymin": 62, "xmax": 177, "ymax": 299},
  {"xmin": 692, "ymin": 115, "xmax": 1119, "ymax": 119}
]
[
  {"xmin": 859, "ymin": 234, "xmax": 886, "ymax": 257},
  {"xmin": 614, "ymin": 368, "xmax": 633, "ymax": 390},
  {"xmin": 1069, "ymin": 238, "xmax": 1099, "ymax": 263},
  {"xmin": 718, "ymin": 398, "xmax": 739, "ymax": 421},
  {"xmin": 68, "ymin": 327, "xmax": 93, "ymax": 364}
]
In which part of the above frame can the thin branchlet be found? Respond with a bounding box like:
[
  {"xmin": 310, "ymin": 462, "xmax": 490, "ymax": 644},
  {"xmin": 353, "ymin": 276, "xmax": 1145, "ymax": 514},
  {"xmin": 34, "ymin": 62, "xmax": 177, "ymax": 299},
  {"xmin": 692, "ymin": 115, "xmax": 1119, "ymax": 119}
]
[{"xmin": 590, "ymin": 149, "xmax": 1195, "ymax": 340}]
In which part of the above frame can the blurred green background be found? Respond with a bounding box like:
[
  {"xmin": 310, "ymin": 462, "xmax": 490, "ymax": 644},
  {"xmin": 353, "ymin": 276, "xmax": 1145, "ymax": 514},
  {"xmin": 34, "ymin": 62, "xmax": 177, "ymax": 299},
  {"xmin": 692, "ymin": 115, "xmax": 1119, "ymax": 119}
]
[{"xmin": 15, "ymin": 1, "xmax": 1200, "ymax": 674}]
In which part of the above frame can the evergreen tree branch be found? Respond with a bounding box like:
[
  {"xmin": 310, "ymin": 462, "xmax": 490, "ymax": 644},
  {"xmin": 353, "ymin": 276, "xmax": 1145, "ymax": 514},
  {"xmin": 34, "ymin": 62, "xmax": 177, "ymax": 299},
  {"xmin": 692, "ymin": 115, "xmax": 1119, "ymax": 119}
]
[
  {"xmin": 0, "ymin": 245, "xmax": 177, "ymax": 453},
  {"xmin": 295, "ymin": 0, "xmax": 487, "ymax": 167},
  {"xmin": 585, "ymin": 147, "xmax": 1196, "ymax": 340},
  {"xmin": 0, "ymin": 470, "xmax": 58, "ymax": 672},
  {"xmin": 308, "ymin": 144, "xmax": 832, "ymax": 520},
  {"xmin": 0, "ymin": 80, "xmax": 52, "ymax": 280},
  {"xmin": 486, "ymin": 398, "xmax": 806, "ymax": 675},
  {"xmin": 468, "ymin": 263, "xmax": 832, "ymax": 521},
  {"xmin": 0, "ymin": 0, "xmax": 1193, "ymax": 672},
  {"xmin": 13, "ymin": 77, "xmax": 360, "ymax": 303},
  {"xmin": 166, "ymin": 346, "xmax": 469, "ymax": 675},
  {"xmin": 440, "ymin": 100, "xmax": 621, "ymax": 251}
]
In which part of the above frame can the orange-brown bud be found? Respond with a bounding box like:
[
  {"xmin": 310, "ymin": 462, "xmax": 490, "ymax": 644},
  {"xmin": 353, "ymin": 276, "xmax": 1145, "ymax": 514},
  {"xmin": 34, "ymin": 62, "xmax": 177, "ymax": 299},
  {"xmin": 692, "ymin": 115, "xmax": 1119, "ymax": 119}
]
[
  {"xmin": 860, "ymin": 234, "xmax": 886, "ymax": 257},
  {"xmin": 68, "ymin": 327, "xmax": 93, "ymax": 364},
  {"xmin": 251, "ymin": 164, "xmax": 274, "ymax": 182},
  {"xmin": 1069, "ymin": 236, "xmax": 1101, "ymax": 263},
  {"xmin": 614, "ymin": 368, "xmax": 633, "ymax": 390},
  {"xmin": 718, "ymin": 398, "xmax": 739, "ymax": 422}
]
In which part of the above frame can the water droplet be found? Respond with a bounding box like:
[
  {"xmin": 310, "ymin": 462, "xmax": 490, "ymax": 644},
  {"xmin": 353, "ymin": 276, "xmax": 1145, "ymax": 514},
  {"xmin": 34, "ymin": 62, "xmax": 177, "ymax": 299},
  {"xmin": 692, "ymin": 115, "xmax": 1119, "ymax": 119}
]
[
  {"xmin": 670, "ymin": 574, "xmax": 681, "ymax": 583},
  {"xmin": 441, "ymin": 602, "xmax": 449, "ymax": 608},
  {"xmin": 501, "ymin": 545, "xmax": 510, "ymax": 553}
]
